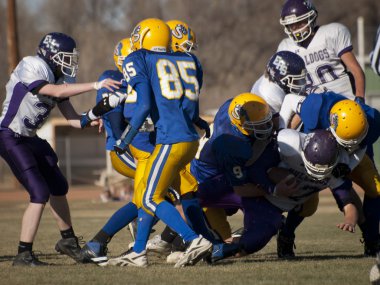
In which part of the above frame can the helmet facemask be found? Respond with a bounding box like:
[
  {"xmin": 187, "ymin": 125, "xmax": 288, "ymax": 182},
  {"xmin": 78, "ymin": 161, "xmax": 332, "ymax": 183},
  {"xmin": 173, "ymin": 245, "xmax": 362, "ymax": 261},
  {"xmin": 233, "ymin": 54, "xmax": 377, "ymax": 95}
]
[
  {"xmin": 281, "ymin": 10, "xmax": 317, "ymax": 43},
  {"xmin": 280, "ymin": 70, "xmax": 307, "ymax": 94},
  {"xmin": 51, "ymin": 49, "xmax": 79, "ymax": 77},
  {"xmin": 301, "ymin": 150, "xmax": 338, "ymax": 180}
]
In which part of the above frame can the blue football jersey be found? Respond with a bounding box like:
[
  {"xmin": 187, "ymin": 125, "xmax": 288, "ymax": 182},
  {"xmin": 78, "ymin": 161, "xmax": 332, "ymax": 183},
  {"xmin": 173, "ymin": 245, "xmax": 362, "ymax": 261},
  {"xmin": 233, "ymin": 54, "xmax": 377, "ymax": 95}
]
[
  {"xmin": 299, "ymin": 91, "xmax": 380, "ymax": 147},
  {"xmin": 123, "ymin": 81, "xmax": 155, "ymax": 154},
  {"xmin": 191, "ymin": 99, "xmax": 254, "ymax": 185},
  {"xmin": 122, "ymin": 49, "xmax": 202, "ymax": 145},
  {"xmin": 96, "ymin": 70, "xmax": 127, "ymax": 151}
]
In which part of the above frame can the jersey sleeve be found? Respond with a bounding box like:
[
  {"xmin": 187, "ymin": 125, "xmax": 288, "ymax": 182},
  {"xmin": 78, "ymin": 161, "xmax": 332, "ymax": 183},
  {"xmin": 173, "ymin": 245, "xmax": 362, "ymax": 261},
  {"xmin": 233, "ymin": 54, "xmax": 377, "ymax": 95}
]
[
  {"xmin": 327, "ymin": 23, "xmax": 353, "ymax": 57},
  {"xmin": 277, "ymin": 129, "xmax": 304, "ymax": 159},
  {"xmin": 123, "ymin": 51, "xmax": 150, "ymax": 89},
  {"xmin": 370, "ymin": 26, "xmax": 380, "ymax": 76},
  {"xmin": 16, "ymin": 57, "xmax": 50, "ymax": 92},
  {"xmin": 279, "ymin": 94, "xmax": 304, "ymax": 129}
]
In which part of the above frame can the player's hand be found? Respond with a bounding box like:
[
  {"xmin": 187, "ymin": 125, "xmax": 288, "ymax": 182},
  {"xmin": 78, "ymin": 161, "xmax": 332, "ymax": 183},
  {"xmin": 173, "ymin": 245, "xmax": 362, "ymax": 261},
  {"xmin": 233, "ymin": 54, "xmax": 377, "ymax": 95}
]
[
  {"xmin": 94, "ymin": 79, "xmax": 121, "ymax": 91},
  {"xmin": 332, "ymin": 163, "xmax": 351, "ymax": 178},
  {"xmin": 114, "ymin": 139, "xmax": 128, "ymax": 155},
  {"xmin": 336, "ymin": 222, "xmax": 356, "ymax": 233},
  {"xmin": 273, "ymin": 174, "xmax": 298, "ymax": 197},
  {"xmin": 80, "ymin": 112, "xmax": 92, "ymax": 128},
  {"xmin": 194, "ymin": 117, "xmax": 210, "ymax": 138}
]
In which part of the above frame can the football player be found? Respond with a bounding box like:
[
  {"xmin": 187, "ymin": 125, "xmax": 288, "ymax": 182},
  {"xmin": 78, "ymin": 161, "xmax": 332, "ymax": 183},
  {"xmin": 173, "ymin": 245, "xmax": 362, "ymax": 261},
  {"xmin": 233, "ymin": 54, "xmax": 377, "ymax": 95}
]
[
  {"xmin": 278, "ymin": 0, "xmax": 365, "ymax": 101},
  {"xmin": 370, "ymin": 25, "xmax": 380, "ymax": 76},
  {"xmin": 278, "ymin": 90, "xmax": 380, "ymax": 257},
  {"xmin": 211, "ymin": 129, "xmax": 360, "ymax": 263},
  {"xmin": 0, "ymin": 32, "xmax": 120, "ymax": 266},
  {"xmin": 251, "ymin": 50, "xmax": 307, "ymax": 129},
  {"xmin": 108, "ymin": 18, "xmax": 212, "ymax": 268}
]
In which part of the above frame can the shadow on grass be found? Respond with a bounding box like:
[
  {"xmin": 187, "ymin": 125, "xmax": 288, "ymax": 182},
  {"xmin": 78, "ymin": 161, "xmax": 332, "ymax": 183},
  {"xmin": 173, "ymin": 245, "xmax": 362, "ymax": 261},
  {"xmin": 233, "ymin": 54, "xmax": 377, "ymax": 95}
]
[{"xmin": 209, "ymin": 251, "xmax": 370, "ymax": 266}]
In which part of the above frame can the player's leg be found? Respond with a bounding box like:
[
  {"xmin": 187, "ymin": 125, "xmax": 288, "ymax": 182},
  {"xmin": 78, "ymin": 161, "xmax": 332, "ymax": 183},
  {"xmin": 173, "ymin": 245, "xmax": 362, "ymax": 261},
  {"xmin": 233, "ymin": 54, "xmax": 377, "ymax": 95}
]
[
  {"xmin": 0, "ymin": 132, "xmax": 51, "ymax": 266},
  {"xmin": 277, "ymin": 192, "xmax": 319, "ymax": 258},
  {"xmin": 349, "ymin": 154, "xmax": 380, "ymax": 256},
  {"xmin": 177, "ymin": 163, "xmax": 218, "ymax": 243}
]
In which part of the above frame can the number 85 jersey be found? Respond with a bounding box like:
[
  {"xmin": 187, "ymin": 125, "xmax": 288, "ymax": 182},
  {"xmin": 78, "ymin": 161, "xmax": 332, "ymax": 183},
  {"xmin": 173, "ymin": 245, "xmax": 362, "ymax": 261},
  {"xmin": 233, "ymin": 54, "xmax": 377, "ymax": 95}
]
[{"xmin": 123, "ymin": 49, "xmax": 203, "ymax": 145}]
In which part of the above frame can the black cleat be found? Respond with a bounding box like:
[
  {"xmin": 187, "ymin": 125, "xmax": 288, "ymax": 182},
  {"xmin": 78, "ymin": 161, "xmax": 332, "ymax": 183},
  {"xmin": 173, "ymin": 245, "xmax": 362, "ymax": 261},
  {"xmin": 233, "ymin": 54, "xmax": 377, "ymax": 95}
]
[
  {"xmin": 55, "ymin": 236, "xmax": 82, "ymax": 262},
  {"xmin": 12, "ymin": 251, "xmax": 49, "ymax": 267},
  {"xmin": 363, "ymin": 239, "xmax": 380, "ymax": 257},
  {"xmin": 277, "ymin": 231, "xmax": 296, "ymax": 259},
  {"xmin": 80, "ymin": 241, "xmax": 108, "ymax": 265}
]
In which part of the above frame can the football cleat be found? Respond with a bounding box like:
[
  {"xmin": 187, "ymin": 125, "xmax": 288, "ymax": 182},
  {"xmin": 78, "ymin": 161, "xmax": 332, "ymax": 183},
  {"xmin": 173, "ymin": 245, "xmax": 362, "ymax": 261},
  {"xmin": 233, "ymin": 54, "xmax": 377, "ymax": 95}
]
[
  {"xmin": 174, "ymin": 235, "xmax": 212, "ymax": 268},
  {"xmin": 210, "ymin": 242, "xmax": 240, "ymax": 263},
  {"xmin": 107, "ymin": 249, "xmax": 148, "ymax": 267},
  {"xmin": 362, "ymin": 239, "xmax": 380, "ymax": 257},
  {"xmin": 231, "ymin": 227, "xmax": 245, "ymax": 239},
  {"xmin": 166, "ymin": 251, "xmax": 185, "ymax": 264},
  {"xmin": 276, "ymin": 231, "xmax": 296, "ymax": 259},
  {"xmin": 146, "ymin": 235, "xmax": 172, "ymax": 254},
  {"xmin": 55, "ymin": 236, "xmax": 82, "ymax": 262},
  {"xmin": 80, "ymin": 241, "xmax": 108, "ymax": 265},
  {"xmin": 12, "ymin": 251, "xmax": 49, "ymax": 267}
]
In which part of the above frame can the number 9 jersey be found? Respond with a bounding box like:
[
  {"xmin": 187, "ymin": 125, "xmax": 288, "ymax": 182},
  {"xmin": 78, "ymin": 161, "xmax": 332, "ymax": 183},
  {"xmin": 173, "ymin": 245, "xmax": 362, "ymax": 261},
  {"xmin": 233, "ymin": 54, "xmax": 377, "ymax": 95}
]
[{"xmin": 122, "ymin": 49, "xmax": 203, "ymax": 145}]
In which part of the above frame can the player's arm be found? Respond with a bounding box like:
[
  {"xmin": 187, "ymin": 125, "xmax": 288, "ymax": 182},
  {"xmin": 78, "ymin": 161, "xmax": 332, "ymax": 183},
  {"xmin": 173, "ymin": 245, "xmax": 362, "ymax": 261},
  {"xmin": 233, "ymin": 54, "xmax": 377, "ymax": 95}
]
[
  {"xmin": 340, "ymin": 51, "xmax": 366, "ymax": 100},
  {"xmin": 58, "ymin": 99, "xmax": 99, "ymax": 129},
  {"xmin": 37, "ymin": 79, "xmax": 121, "ymax": 99},
  {"xmin": 114, "ymin": 82, "xmax": 152, "ymax": 153},
  {"xmin": 278, "ymin": 94, "xmax": 304, "ymax": 129}
]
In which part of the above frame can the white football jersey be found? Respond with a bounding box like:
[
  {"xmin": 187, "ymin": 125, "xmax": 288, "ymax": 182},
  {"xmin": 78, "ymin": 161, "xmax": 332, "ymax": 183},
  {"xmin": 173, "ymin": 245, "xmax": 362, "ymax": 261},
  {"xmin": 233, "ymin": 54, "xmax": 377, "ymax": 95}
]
[
  {"xmin": 278, "ymin": 23, "xmax": 355, "ymax": 99},
  {"xmin": 265, "ymin": 128, "xmax": 350, "ymax": 212},
  {"xmin": 250, "ymin": 75, "xmax": 286, "ymax": 115},
  {"xmin": 0, "ymin": 56, "xmax": 58, "ymax": 137}
]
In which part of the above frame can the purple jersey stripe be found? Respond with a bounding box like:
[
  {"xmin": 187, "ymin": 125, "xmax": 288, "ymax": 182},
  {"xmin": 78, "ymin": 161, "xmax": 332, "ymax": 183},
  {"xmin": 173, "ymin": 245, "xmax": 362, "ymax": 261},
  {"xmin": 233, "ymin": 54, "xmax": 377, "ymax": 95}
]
[
  {"xmin": 337, "ymin": 45, "xmax": 353, "ymax": 57},
  {"xmin": 0, "ymin": 82, "xmax": 29, "ymax": 129},
  {"xmin": 27, "ymin": 79, "xmax": 49, "ymax": 92}
]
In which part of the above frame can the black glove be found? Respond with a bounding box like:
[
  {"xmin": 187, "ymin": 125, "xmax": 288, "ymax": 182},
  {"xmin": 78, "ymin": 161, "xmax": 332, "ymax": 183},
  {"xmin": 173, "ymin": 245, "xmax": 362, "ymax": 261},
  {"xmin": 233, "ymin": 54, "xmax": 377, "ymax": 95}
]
[
  {"xmin": 354, "ymin": 96, "xmax": 365, "ymax": 104},
  {"xmin": 194, "ymin": 117, "xmax": 210, "ymax": 138},
  {"xmin": 332, "ymin": 163, "xmax": 351, "ymax": 178}
]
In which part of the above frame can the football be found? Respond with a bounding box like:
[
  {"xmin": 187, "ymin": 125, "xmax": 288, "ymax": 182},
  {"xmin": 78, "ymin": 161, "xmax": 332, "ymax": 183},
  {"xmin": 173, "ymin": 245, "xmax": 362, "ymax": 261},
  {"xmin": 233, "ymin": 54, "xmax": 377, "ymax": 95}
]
[{"xmin": 370, "ymin": 264, "xmax": 380, "ymax": 285}]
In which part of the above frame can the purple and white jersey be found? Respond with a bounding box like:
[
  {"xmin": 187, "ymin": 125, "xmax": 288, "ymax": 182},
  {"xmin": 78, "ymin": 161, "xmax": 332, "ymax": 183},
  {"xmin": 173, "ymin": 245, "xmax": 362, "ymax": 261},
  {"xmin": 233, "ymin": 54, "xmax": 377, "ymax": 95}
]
[
  {"xmin": 250, "ymin": 75, "xmax": 286, "ymax": 115},
  {"xmin": 278, "ymin": 23, "xmax": 354, "ymax": 99},
  {"xmin": 0, "ymin": 56, "xmax": 57, "ymax": 137},
  {"xmin": 266, "ymin": 128, "xmax": 352, "ymax": 212}
]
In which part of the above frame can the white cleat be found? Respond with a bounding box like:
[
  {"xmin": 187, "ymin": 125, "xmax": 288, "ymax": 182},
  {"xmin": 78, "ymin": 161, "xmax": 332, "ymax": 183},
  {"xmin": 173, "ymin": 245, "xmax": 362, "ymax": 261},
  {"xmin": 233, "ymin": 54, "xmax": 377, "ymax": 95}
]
[
  {"xmin": 107, "ymin": 249, "xmax": 148, "ymax": 267},
  {"xmin": 174, "ymin": 236, "xmax": 212, "ymax": 268},
  {"xmin": 147, "ymin": 235, "xmax": 171, "ymax": 254},
  {"xmin": 166, "ymin": 251, "xmax": 185, "ymax": 264}
]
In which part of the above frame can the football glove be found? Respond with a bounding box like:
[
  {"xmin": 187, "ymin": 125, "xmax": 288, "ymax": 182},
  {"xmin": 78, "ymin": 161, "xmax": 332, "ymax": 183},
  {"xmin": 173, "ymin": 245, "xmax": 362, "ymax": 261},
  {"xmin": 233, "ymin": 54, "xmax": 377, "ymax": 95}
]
[{"xmin": 80, "ymin": 112, "xmax": 92, "ymax": 129}]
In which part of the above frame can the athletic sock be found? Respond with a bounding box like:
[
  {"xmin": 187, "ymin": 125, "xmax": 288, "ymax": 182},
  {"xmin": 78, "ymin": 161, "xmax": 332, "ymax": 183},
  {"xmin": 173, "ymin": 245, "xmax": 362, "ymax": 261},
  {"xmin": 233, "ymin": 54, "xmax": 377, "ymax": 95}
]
[
  {"xmin": 18, "ymin": 241, "xmax": 33, "ymax": 254},
  {"xmin": 60, "ymin": 227, "xmax": 75, "ymax": 239},
  {"xmin": 156, "ymin": 200, "xmax": 198, "ymax": 242},
  {"xmin": 133, "ymin": 209, "xmax": 155, "ymax": 253},
  {"xmin": 102, "ymin": 202, "xmax": 138, "ymax": 237}
]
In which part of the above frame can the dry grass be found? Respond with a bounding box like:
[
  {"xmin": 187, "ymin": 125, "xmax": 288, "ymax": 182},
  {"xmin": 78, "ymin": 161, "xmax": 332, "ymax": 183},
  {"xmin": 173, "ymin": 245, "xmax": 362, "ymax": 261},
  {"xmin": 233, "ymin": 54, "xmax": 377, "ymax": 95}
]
[{"xmin": 0, "ymin": 190, "xmax": 375, "ymax": 285}]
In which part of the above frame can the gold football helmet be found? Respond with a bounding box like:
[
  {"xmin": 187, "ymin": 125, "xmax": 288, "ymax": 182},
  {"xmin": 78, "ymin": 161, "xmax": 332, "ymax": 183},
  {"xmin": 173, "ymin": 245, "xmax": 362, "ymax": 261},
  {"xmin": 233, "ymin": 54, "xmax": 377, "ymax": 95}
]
[
  {"xmin": 130, "ymin": 18, "xmax": 170, "ymax": 52},
  {"xmin": 228, "ymin": 93, "xmax": 273, "ymax": 139},
  {"xmin": 113, "ymin": 38, "xmax": 132, "ymax": 73},
  {"xmin": 329, "ymin": 99, "xmax": 368, "ymax": 149},
  {"xmin": 166, "ymin": 20, "xmax": 197, "ymax": 53}
]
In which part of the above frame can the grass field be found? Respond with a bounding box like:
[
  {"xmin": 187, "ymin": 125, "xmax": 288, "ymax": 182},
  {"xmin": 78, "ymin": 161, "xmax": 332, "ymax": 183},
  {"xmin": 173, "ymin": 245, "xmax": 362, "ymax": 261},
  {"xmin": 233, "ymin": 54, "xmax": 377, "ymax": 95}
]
[{"xmin": 0, "ymin": 188, "xmax": 375, "ymax": 285}]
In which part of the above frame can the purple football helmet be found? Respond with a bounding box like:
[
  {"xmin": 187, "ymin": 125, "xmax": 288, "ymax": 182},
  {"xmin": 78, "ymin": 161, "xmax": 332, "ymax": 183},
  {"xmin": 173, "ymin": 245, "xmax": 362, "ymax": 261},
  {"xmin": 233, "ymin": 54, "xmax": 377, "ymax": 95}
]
[
  {"xmin": 280, "ymin": 0, "xmax": 318, "ymax": 43},
  {"xmin": 301, "ymin": 129, "xmax": 339, "ymax": 180},
  {"xmin": 37, "ymin": 32, "xmax": 79, "ymax": 77},
  {"xmin": 266, "ymin": 51, "xmax": 307, "ymax": 94}
]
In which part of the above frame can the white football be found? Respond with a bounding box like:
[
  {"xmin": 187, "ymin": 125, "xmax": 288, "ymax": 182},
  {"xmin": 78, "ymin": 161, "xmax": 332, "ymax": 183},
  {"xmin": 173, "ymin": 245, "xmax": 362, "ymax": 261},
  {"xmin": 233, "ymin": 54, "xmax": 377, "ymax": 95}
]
[{"xmin": 370, "ymin": 264, "xmax": 380, "ymax": 285}]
